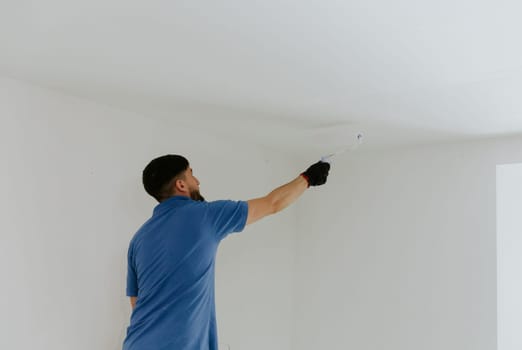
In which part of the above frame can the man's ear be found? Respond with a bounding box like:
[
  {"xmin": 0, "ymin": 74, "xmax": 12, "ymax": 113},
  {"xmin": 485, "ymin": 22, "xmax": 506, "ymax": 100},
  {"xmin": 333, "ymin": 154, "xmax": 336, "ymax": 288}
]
[{"xmin": 174, "ymin": 178, "xmax": 187, "ymax": 193}]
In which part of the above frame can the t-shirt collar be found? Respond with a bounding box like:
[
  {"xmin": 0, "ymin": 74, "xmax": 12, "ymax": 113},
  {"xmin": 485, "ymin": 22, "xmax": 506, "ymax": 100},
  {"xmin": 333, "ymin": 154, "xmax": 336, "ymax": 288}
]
[{"xmin": 153, "ymin": 195, "xmax": 191, "ymax": 215}]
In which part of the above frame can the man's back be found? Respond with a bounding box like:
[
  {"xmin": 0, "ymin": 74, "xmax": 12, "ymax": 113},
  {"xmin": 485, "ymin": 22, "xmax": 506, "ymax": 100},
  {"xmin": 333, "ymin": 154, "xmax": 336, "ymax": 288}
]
[{"xmin": 123, "ymin": 196, "xmax": 248, "ymax": 350}]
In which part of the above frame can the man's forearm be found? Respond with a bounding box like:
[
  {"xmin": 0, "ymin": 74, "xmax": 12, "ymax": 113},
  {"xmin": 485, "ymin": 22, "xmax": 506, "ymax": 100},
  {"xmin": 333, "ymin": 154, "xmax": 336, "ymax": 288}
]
[{"xmin": 268, "ymin": 175, "xmax": 308, "ymax": 214}]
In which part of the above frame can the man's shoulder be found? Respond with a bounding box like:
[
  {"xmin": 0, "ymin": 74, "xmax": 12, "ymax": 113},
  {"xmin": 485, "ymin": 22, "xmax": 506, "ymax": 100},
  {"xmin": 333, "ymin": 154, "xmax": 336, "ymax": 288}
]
[{"xmin": 205, "ymin": 199, "xmax": 245, "ymax": 206}]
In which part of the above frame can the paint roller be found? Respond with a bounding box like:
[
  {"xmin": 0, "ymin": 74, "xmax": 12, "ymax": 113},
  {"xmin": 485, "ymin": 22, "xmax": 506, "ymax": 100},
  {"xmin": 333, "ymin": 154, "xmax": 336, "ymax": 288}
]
[{"xmin": 320, "ymin": 132, "xmax": 364, "ymax": 163}]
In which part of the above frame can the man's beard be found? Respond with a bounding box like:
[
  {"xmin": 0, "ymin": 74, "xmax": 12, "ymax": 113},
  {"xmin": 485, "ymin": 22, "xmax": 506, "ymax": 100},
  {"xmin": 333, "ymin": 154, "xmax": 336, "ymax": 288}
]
[{"xmin": 190, "ymin": 189, "xmax": 205, "ymax": 202}]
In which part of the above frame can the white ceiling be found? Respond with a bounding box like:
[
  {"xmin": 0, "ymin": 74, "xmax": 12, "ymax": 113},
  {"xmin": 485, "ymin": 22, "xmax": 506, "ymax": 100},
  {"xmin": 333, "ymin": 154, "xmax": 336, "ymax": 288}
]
[{"xmin": 1, "ymin": 0, "xmax": 522, "ymax": 155}]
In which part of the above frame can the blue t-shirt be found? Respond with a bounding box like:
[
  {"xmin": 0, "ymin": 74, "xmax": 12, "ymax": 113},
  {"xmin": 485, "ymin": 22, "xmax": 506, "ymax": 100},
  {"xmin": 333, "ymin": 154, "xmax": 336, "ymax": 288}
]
[{"xmin": 123, "ymin": 196, "xmax": 248, "ymax": 350}]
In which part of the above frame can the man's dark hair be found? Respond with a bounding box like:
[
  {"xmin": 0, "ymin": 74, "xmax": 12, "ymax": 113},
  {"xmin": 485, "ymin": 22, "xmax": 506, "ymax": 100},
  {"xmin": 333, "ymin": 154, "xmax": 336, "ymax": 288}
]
[{"xmin": 142, "ymin": 155, "xmax": 189, "ymax": 202}]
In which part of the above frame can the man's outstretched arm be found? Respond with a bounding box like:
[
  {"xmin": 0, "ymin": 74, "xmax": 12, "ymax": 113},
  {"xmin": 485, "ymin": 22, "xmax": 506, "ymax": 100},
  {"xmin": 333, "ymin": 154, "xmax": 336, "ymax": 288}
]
[{"xmin": 246, "ymin": 161, "xmax": 330, "ymax": 225}]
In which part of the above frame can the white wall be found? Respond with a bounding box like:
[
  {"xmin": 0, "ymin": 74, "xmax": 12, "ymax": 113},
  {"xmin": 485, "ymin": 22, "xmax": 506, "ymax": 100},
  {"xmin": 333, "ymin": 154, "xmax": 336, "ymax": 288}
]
[
  {"xmin": 0, "ymin": 77, "xmax": 298, "ymax": 350},
  {"xmin": 5, "ymin": 75, "xmax": 522, "ymax": 350},
  {"xmin": 497, "ymin": 163, "xmax": 522, "ymax": 350},
  {"xmin": 294, "ymin": 136, "xmax": 522, "ymax": 350}
]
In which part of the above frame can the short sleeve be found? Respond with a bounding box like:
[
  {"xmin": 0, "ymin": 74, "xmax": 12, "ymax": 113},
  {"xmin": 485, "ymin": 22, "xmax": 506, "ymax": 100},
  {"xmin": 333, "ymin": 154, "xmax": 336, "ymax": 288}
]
[
  {"xmin": 126, "ymin": 242, "xmax": 138, "ymax": 297},
  {"xmin": 205, "ymin": 200, "xmax": 248, "ymax": 241}
]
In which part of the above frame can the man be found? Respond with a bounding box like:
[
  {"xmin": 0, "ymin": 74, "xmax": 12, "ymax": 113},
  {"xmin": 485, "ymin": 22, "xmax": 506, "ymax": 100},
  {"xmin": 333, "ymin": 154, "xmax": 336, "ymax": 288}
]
[{"xmin": 123, "ymin": 154, "xmax": 330, "ymax": 350}]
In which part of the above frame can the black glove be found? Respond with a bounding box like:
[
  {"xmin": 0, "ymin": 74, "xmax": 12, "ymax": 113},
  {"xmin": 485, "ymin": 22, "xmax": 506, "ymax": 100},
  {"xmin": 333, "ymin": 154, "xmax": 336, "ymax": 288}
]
[{"xmin": 301, "ymin": 161, "xmax": 330, "ymax": 187}]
